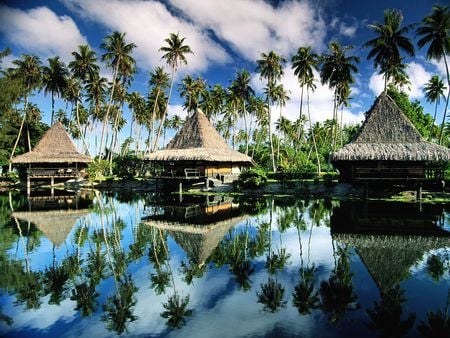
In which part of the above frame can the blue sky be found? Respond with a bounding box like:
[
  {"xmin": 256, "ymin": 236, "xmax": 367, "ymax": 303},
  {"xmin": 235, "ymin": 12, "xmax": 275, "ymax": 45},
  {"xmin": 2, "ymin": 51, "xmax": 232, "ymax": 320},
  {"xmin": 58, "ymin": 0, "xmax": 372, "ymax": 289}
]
[{"xmin": 0, "ymin": 0, "xmax": 447, "ymax": 150}]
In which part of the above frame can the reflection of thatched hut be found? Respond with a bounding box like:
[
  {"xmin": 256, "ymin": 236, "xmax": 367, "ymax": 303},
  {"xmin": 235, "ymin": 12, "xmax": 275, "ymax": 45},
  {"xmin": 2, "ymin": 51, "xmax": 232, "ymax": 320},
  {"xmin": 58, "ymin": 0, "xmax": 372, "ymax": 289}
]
[
  {"xmin": 11, "ymin": 122, "xmax": 92, "ymax": 186},
  {"xmin": 335, "ymin": 233, "xmax": 449, "ymax": 293},
  {"xmin": 331, "ymin": 93, "xmax": 450, "ymax": 182},
  {"xmin": 12, "ymin": 209, "xmax": 90, "ymax": 247},
  {"xmin": 144, "ymin": 199, "xmax": 249, "ymax": 265},
  {"xmin": 146, "ymin": 109, "xmax": 253, "ymax": 183}
]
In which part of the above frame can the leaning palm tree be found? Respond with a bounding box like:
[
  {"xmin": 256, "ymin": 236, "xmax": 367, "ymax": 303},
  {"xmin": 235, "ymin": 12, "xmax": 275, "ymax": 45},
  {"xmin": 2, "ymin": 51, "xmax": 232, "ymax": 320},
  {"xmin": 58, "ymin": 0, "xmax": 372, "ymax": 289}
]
[
  {"xmin": 271, "ymin": 83, "xmax": 290, "ymax": 164},
  {"xmin": 8, "ymin": 54, "xmax": 42, "ymax": 171},
  {"xmin": 155, "ymin": 33, "xmax": 193, "ymax": 150},
  {"xmin": 232, "ymin": 70, "xmax": 254, "ymax": 154},
  {"xmin": 256, "ymin": 51, "xmax": 286, "ymax": 172},
  {"xmin": 424, "ymin": 75, "xmax": 446, "ymax": 140},
  {"xmin": 99, "ymin": 31, "xmax": 136, "ymax": 158},
  {"xmin": 363, "ymin": 9, "xmax": 415, "ymax": 91},
  {"xmin": 42, "ymin": 56, "xmax": 69, "ymax": 125},
  {"xmin": 416, "ymin": 5, "xmax": 450, "ymax": 145}
]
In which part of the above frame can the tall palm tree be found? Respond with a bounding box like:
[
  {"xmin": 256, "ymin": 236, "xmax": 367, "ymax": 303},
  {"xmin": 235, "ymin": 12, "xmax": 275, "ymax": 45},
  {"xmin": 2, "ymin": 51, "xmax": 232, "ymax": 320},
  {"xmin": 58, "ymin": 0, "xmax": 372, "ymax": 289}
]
[
  {"xmin": 99, "ymin": 31, "xmax": 136, "ymax": 158},
  {"xmin": 256, "ymin": 51, "xmax": 286, "ymax": 172},
  {"xmin": 320, "ymin": 42, "xmax": 359, "ymax": 152},
  {"xmin": 304, "ymin": 76, "xmax": 321, "ymax": 174},
  {"xmin": 42, "ymin": 56, "xmax": 69, "ymax": 125},
  {"xmin": 126, "ymin": 91, "xmax": 145, "ymax": 155},
  {"xmin": 416, "ymin": 5, "xmax": 450, "ymax": 145},
  {"xmin": 147, "ymin": 66, "xmax": 170, "ymax": 153},
  {"xmin": 363, "ymin": 9, "xmax": 415, "ymax": 91},
  {"xmin": 272, "ymin": 83, "xmax": 290, "ymax": 164},
  {"xmin": 155, "ymin": 33, "xmax": 193, "ymax": 150},
  {"xmin": 9, "ymin": 54, "xmax": 42, "ymax": 171},
  {"xmin": 209, "ymin": 84, "xmax": 226, "ymax": 123},
  {"xmin": 232, "ymin": 70, "xmax": 254, "ymax": 154},
  {"xmin": 292, "ymin": 46, "xmax": 319, "ymax": 140},
  {"xmin": 69, "ymin": 44, "xmax": 100, "ymax": 154},
  {"xmin": 424, "ymin": 75, "xmax": 446, "ymax": 140}
]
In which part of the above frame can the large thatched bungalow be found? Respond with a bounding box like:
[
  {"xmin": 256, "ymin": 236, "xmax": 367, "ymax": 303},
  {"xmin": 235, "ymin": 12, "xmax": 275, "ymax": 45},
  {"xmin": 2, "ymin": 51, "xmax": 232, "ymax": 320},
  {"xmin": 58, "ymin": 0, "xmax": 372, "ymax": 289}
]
[
  {"xmin": 331, "ymin": 93, "xmax": 450, "ymax": 182},
  {"xmin": 146, "ymin": 109, "xmax": 253, "ymax": 184},
  {"xmin": 11, "ymin": 122, "xmax": 92, "ymax": 187}
]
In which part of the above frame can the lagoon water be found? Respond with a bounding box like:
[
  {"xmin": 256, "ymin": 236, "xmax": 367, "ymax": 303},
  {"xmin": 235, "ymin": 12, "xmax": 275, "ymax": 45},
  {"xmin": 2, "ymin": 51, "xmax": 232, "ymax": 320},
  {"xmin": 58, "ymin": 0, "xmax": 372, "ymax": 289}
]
[{"xmin": 0, "ymin": 190, "xmax": 449, "ymax": 338}]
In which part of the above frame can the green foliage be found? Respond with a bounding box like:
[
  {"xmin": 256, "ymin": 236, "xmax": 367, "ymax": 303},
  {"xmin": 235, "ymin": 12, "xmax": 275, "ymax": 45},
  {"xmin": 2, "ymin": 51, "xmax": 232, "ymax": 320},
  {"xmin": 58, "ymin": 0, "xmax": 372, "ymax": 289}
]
[
  {"xmin": 387, "ymin": 86, "xmax": 435, "ymax": 139},
  {"xmin": 112, "ymin": 155, "xmax": 143, "ymax": 179},
  {"xmin": 236, "ymin": 167, "xmax": 268, "ymax": 189},
  {"xmin": 87, "ymin": 159, "xmax": 111, "ymax": 181}
]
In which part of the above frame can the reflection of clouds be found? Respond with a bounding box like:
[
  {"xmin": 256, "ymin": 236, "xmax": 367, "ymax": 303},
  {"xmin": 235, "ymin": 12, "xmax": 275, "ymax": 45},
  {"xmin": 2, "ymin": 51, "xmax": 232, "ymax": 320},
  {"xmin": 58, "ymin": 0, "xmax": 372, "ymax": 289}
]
[{"xmin": 4, "ymin": 295, "xmax": 76, "ymax": 331}]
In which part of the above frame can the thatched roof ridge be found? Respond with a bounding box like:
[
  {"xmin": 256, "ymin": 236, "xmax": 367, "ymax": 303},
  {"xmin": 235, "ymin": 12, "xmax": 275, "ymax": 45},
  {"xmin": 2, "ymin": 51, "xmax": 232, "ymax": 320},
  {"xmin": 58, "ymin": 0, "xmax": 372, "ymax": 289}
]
[
  {"xmin": 332, "ymin": 93, "xmax": 450, "ymax": 161},
  {"xmin": 12, "ymin": 122, "xmax": 92, "ymax": 164},
  {"xmin": 146, "ymin": 109, "xmax": 253, "ymax": 163}
]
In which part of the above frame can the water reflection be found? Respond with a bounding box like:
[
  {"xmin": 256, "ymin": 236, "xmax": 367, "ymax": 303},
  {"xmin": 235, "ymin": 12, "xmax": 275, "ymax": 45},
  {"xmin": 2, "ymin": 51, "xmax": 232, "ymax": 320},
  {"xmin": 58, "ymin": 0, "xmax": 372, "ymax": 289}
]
[{"xmin": 0, "ymin": 191, "xmax": 448, "ymax": 337}]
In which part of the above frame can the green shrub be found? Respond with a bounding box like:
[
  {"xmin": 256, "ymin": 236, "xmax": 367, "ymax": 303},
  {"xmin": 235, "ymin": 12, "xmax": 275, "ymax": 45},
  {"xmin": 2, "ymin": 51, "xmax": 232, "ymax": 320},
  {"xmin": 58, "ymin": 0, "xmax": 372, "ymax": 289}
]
[
  {"xmin": 113, "ymin": 155, "xmax": 143, "ymax": 179},
  {"xmin": 87, "ymin": 159, "xmax": 110, "ymax": 181},
  {"xmin": 236, "ymin": 167, "xmax": 268, "ymax": 189}
]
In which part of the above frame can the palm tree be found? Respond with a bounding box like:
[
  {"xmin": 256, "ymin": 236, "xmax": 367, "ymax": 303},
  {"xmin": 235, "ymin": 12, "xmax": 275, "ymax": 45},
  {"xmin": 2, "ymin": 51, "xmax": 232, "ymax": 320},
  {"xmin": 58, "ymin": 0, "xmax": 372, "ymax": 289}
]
[
  {"xmin": 126, "ymin": 91, "xmax": 145, "ymax": 155},
  {"xmin": 416, "ymin": 5, "xmax": 450, "ymax": 145},
  {"xmin": 99, "ymin": 31, "xmax": 136, "ymax": 158},
  {"xmin": 232, "ymin": 70, "xmax": 254, "ymax": 154},
  {"xmin": 155, "ymin": 33, "xmax": 193, "ymax": 150},
  {"xmin": 424, "ymin": 75, "xmax": 446, "ymax": 140},
  {"xmin": 209, "ymin": 84, "xmax": 226, "ymax": 123},
  {"xmin": 320, "ymin": 42, "xmax": 359, "ymax": 152},
  {"xmin": 147, "ymin": 66, "xmax": 170, "ymax": 153},
  {"xmin": 69, "ymin": 44, "xmax": 100, "ymax": 154},
  {"xmin": 42, "ymin": 56, "xmax": 69, "ymax": 125},
  {"xmin": 292, "ymin": 46, "xmax": 319, "ymax": 140},
  {"xmin": 256, "ymin": 51, "xmax": 286, "ymax": 172},
  {"xmin": 363, "ymin": 9, "xmax": 415, "ymax": 91},
  {"xmin": 8, "ymin": 54, "xmax": 42, "ymax": 171},
  {"xmin": 272, "ymin": 83, "xmax": 290, "ymax": 165}
]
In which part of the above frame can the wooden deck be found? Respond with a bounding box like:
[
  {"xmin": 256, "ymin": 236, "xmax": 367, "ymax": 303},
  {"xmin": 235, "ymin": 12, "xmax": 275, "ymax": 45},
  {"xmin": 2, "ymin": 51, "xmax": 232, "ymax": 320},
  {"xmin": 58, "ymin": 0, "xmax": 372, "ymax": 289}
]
[
  {"xmin": 354, "ymin": 167, "xmax": 444, "ymax": 181},
  {"xmin": 27, "ymin": 168, "xmax": 79, "ymax": 178}
]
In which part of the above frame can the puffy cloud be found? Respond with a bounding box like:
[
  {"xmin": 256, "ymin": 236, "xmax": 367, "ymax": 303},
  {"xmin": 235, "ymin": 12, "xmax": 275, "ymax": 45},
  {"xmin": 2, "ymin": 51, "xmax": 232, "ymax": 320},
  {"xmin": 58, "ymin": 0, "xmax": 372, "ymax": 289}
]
[
  {"xmin": 339, "ymin": 22, "xmax": 357, "ymax": 38},
  {"xmin": 61, "ymin": 0, "xmax": 229, "ymax": 73},
  {"xmin": 0, "ymin": 5, "xmax": 86, "ymax": 63},
  {"xmin": 168, "ymin": 0, "xmax": 328, "ymax": 60}
]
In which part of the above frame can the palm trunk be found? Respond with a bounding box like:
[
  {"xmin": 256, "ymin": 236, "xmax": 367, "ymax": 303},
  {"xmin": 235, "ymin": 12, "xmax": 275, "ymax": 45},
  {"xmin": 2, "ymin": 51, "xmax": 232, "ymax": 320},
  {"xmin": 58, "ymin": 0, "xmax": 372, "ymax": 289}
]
[
  {"xmin": 99, "ymin": 60, "xmax": 120, "ymax": 158},
  {"xmin": 50, "ymin": 91, "xmax": 55, "ymax": 125},
  {"xmin": 76, "ymin": 92, "xmax": 90, "ymax": 156},
  {"xmin": 308, "ymin": 89, "xmax": 321, "ymax": 174},
  {"xmin": 429, "ymin": 100, "xmax": 439, "ymax": 141},
  {"xmin": 153, "ymin": 69, "xmax": 175, "ymax": 151},
  {"xmin": 438, "ymin": 54, "xmax": 449, "ymax": 145},
  {"xmin": 298, "ymin": 85, "xmax": 304, "ymax": 148},
  {"xmin": 267, "ymin": 81, "xmax": 276, "ymax": 173},
  {"xmin": 9, "ymin": 93, "xmax": 29, "ymax": 172}
]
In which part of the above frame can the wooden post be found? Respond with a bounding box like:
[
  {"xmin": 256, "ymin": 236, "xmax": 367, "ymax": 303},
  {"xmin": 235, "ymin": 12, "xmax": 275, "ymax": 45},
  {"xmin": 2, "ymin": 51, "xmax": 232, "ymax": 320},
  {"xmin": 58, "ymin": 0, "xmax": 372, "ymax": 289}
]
[
  {"xmin": 26, "ymin": 176, "xmax": 30, "ymax": 196},
  {"xmin": 416, "ymin": 184, "xmax": 422, "ymax": 202},
  {"xmin": 179, "ymin": 181, "xmax": 183, "ymax": 203}
]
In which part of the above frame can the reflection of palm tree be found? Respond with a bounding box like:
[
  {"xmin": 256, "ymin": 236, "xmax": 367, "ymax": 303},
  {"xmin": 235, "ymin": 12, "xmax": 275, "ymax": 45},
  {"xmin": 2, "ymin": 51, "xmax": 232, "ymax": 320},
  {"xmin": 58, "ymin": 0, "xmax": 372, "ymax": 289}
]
[
  {"xmin": 366, "ymin": 284, "xmax": 416, "ymax": 337},
  {"xmin": 426, "ymin": 254, "xmax": 445, "ymax": 281},
  {"xmin": 102, "ymin": 275, "xmax": 138, "ymax": 335},
  {"xmin": 257, "ymin": 277, "xmax": 286, "ymax": 313},
  {"xmin": 161, "ymin": 292, "xmax": 193, "ymax": 328},
  {"xmin": 418, "ymin": 289, "xmax": 449, "ymax": 338},
  {"xmin": 319, "ymin": 245, "xmax": 359, "ymax": 325},
  {"xmin": 293, "ymin": 266, "xmax": 319, "ymax": 315},
  {"xmin": 14, "ymin": 270, "xmax": 42, "ymax": 310},
  {"xmin": 43, "ymin": 259, "xmax": 70, "ymax": 305},
  {"xmin": 71, "ymin": 282, "xmax": 99, "ymax": 317},
  {"xmin": 151, "ymin": 267, "xmax": 171, "ymax": 295},
  {"xmin": 180, "ymin": 259, "xmax": 206, "ymax": 285}
]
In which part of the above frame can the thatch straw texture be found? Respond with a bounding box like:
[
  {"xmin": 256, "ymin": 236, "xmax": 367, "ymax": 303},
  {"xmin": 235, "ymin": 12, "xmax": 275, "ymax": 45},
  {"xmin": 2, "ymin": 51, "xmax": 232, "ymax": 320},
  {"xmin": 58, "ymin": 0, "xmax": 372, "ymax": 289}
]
[
  {"xmin": 12, "ymin": 122, "xmax": 92, "ymax": 163},
  {"xmin": 12, "ymin": 209, "xmax": 89, "ymax": 247},
  {"xmin": 146, "ymin": 109, "xmax": 253, "ymax": 164},
  {"xmin": 331, "ymin": 94, "xmax": 450, "ymax": 161}
]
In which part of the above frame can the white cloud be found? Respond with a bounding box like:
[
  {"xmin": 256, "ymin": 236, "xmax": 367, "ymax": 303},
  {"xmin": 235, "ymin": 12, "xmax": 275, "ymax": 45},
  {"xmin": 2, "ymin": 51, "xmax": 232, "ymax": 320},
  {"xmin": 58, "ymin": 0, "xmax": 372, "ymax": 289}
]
[
  {"xmin": 168, "ymin": 0, "xmax": 327, "ymax": 60},
  {"xmin": 339, "ymin": 22, "xmax": 357, "ymax": 38},
  {"xmin": 368, "ymin": 72, "xmax": 384, "ymax": 95},
  {"xmin": 62, "ymin": 0, "xmax": 229, "ymax": 73},
  {"xmin": 0, "ymin": 5, "xmax": 87, "ymax": 63}
]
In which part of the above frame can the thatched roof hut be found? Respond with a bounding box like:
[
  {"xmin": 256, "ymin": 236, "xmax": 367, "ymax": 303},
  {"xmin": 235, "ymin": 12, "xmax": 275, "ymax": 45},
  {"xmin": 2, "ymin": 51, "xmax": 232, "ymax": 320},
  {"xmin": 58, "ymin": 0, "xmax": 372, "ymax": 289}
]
[
  {"xmin": 331, "ymin": 93, "xmax": 450, "ymax": 181},
  {"xmin": 146, "ymin": 109, "xmax": 253, "ymax": 183},
  {"xmin": 332, "ymin": 93, "xmax": 450, "ymax": 162},
  {"xmin": 11, "ymin": 122, "xmax": 91, "ymax": 164},
  {"xmin": 12, "ymin": 209, "xmax": 89, "ymax": 247}
]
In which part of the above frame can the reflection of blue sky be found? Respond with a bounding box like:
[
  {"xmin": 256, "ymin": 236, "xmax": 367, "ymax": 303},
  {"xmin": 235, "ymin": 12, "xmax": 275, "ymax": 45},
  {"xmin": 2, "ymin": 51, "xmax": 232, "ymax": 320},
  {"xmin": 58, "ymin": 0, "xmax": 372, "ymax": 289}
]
[{"xmin": 1, "ymin": 195, "xmax": 449, "ymax": 338}]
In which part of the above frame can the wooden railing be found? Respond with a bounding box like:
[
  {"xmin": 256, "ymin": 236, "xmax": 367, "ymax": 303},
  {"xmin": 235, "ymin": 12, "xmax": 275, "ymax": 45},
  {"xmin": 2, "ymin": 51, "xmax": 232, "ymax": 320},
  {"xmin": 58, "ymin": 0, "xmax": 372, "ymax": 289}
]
[
  {"xmin": 27, "ymin": 168, "xmax": 79, "ymax": 177},
  {"xmin": 354, "ymin": 167, "xmax": 444, "ymax": 180}
]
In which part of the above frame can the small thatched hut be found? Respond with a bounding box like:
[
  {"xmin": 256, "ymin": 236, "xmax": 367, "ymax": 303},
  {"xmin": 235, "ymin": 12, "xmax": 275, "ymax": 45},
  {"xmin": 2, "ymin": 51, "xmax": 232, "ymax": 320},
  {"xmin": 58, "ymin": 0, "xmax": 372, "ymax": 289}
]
[
  {"xmin": 146, "ymin": 109, "xmax": 253, "ymax": 183},
  {"xmin": 331, "ymin": 93, "xmax": 450, "ymax": 182},
  {"xmin": 11, "ymin": 122, "xmax": 92, "ymax": 186}
]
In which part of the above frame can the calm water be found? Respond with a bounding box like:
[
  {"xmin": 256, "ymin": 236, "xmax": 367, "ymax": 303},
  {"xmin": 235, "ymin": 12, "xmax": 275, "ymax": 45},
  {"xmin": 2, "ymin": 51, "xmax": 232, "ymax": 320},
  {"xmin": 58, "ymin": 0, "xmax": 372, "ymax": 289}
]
[{"xmin": 0, "ymin": 190, "xmax": 449, "ymax": 338}]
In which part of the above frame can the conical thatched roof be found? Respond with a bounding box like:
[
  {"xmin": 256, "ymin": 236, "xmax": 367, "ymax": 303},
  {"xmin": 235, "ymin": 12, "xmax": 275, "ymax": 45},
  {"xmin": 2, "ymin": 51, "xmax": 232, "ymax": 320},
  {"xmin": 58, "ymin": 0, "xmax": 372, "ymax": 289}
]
[
  {"xmin": 331, "ymin": 93, "xmax": 450, "ymax": 161},
  {"xmin": 12, "ymin": 209, "xmax": 90, "ymax": 247},
  {"xmin": 145, "ymin": 214, "xmax": 249, "ymax": 265},
  {"xmin": 12, "ymin": 122, "xmax": 92, "ymax": 163},
  {"xmin": 146, "ymin": 109, "xmax": 253, "ymax": 163},
  {"xmin": 335, "ymin": 233, "xmax": 450, "ymax": 293}
]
